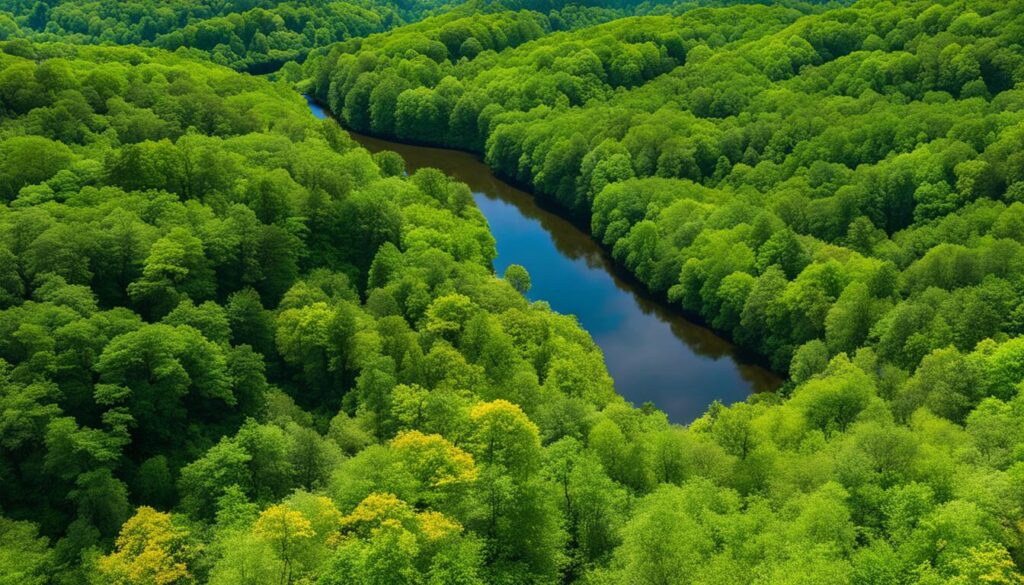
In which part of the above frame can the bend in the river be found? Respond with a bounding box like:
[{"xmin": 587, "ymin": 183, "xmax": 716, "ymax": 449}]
[{"xmin": 306, "ymin": 96, "xmax": 783, "ymax": 423}]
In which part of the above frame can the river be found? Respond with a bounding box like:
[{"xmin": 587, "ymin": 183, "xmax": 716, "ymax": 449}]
[{"xmin": 306, "ymin": 97, "xmax": 782, "ymax": 423}]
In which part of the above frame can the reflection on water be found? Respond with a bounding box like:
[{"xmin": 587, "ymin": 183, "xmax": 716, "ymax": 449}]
[{"xmin": 306, "ymin": 96, "xmax": 782, "ymax": 423}]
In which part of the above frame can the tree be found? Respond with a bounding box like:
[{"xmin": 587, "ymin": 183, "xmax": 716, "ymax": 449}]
[
  {"xmin": 95, "ymin": 324, "xmax": 232, "ymax": 457},
  {"xmin": 711, "ymin": 401, "xmax": 759, "ymax": 459},
  {"xmin": 134, "ymin": 456, "xmax": 176, "ymax": 510},
  {"xmin": 0, "ymin": 136, "xmax": 72, "ymax": 200},
  {"xmin": 825, "ymin": 282, "xmax": 882, "ymax": 356},
  {"xmin": 390, "ymin": 430, "xmax": 476, "ymax": 499},
  {"xmin": 227, "ymin": 287, "xmax": 277, "ymax": 359},
  {"xmin": 274, "ymin": 300, "xmax": 356, "ymax": 404},
  {"xmin": 425, "ymin": 294, "xmax": 475, "ymax": 343},
  {"xmin": 396, "ymin": 87, "xmax": 444, "ymax": 143},
  {"xmin": 98, "ymin": 507, "xmax": 194, "ymax": 585},
  {"xmin": 70, "ymin": 468, "xmax": 131, "ymax": 538},
  {"xmin": 27, "ymin": 2, "xmax": 48, "ymax": 30},
  {"xmin": 207, "ymin": 531, "xmax": 281, "ymax": 585},
  {"xmin": 178, "ymin": 439, "xmax": 252, "ymax": 520},
  {"xmin": 426, "ymin": 537, "xmax": 485, "ymax": 585},
  {"xmin": 337, "ymin": 191, "xmax": 403, "ymax": 278},
  {"xmin": 544, "ymin": 440, "xmax": 627, "ymax": 569},
  {"xmin": 467, "ymin": 400, "xmax": 541, "ymax": 479},
  {"xmin": 756, "ymin": 229, "xmax": 808, "ymax": 279},
  {"xmin": 164, "ymin": 300, "xmax": 231, "ymax": 345},
  {"xmin": 503, "ymin": 264, "xmax": 531, "ymax": 296},
  {"xmin": 790, "ymin": 339, "xmax": 830, "ymax": 385},
  {"xmin": 609, "ymin": 484, "xmax": 715, "ymax": 585},
  {"xmin": 127, "ymin": 228, "xmax": 216, "ymax": 319},
  {"xmin": 252, "ymin": 505, "xmax": 315, "ymax": 585},
  {"xmin": 374, "ymin": 151, "xmax": 406, "ymax": 178},
  {"xmin": 0, "ymin": 517, "xmax": 51, "ymax": 585},
  {"xmin": 789, "ymin": 355, "xmax": 875, "ymax": 436},
  {"xmin": 104, "ymin": 140, "xmax": 185, "ymax": 194},
  {"xmin": 948, "ymin": 543, "xmax": 1024, "ymax": 584},
  {"xmin": 10, "ymin": 6, "xmax": 1024, "ymax": 583},
  {"xmin": 895, "ymin": 347, "xmax": 980, "ymax": 422}
]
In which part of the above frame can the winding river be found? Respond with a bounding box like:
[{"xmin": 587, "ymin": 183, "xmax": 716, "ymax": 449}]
[{"xmin": 306, "ymin": 97, "xmax": 782, "ymax": 423}]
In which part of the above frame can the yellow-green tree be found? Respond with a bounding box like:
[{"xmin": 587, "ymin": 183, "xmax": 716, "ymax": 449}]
[
  {"xmin": 97, "ymin": 507, "xmax": 194, "ymax": 585},
  {"xmin": 252, "ymin": 505, "xmax": 316, "ymax": 585}
]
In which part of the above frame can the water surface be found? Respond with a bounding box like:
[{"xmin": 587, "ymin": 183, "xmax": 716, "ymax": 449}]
[{"xmin": 307, "ymin": 97, "xmax": 782, "ymax": 422}]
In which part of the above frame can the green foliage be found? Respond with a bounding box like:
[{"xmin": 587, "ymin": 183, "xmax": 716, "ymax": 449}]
[
  {"xmin": 0, "ymin": 518, "xmax": 51, "ymax": 585},
  {"xmin": 2, "ymin": 0, "xmax": 424, "ymax": 73},
  {"xmin": 0, "ymin": 35, "xmax": 611, "ymax": 585},
  {"xmin": 313, "ymin": 0, "xmax": 1024, "ymax": 375},
  {"xmin": 503, "ymin": 264, "xmax": 531, "ymax": 295},
  {"xmin": 5, "ymin": 0, "xmax": 1024, "ymax": 583}
]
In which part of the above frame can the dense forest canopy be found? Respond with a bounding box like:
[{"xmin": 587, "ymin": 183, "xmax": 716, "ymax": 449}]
[
  {"xmin": 0, "ymin": 0, "xmax": 773, "ymax": 73},
  {"xmin": 3, "ymin": 0, "xmax": 1024, "ymax": 584},
  {"xmin": 308, "ymin": 0, "xmax": 1024, "ymax": 372},
  {"xmin": 0, "ymin": 38, "xmax": 627, "ymax": 584},
  {"xmin": 0, "ymin": 0, "xmax": 490, "ymax": 72}
]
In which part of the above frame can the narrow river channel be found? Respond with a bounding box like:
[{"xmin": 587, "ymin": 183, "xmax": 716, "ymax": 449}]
[{"xmin": 307, "ymin": 97, "xmax": 782, "ymax": 423}]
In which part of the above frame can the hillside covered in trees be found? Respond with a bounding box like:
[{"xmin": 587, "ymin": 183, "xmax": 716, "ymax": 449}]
[
  {"xmin": 0, "ymin": 0, "xmax": 724, "ymax": 73},
  {"xmin": 0, "ymin": 0, "xmax": 461, "ymax": 72},
  {"xmin": 4, "ymin": 0, "xmax": 1024, "ymax": 584},
  {"xmin": 308, "ymin": 0, "xmax": 1024, "ymax": 374}
]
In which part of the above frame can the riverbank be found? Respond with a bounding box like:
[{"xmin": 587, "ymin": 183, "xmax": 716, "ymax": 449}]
[{"xmin": 305, "ymin": 96, "xmax": 783, "ymax": 423}]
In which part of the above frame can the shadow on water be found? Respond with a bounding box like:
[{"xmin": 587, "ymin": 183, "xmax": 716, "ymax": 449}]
[{"xmin": 306, "ymin": 96, "xmax": 783, "ymax": 423}]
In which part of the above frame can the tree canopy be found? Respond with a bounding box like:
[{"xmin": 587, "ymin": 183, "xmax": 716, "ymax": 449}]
[{"xmin": 4, "ymin": 0, "xmax": 1024, "ymax": 583}]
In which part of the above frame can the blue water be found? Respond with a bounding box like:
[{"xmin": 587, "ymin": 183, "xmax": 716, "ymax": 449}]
[{"xmin": 307, "ymin": 96, "xmax": 781, "ymax": 423}]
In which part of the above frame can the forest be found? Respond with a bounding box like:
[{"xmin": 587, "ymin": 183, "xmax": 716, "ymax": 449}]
[
  {"xmin": 3, "ymin": 0, "xmax": 1024, "ymax": 584},
  {"xmin": 0, "ymin": 0, "xmax": 702, "ymax": 73}
]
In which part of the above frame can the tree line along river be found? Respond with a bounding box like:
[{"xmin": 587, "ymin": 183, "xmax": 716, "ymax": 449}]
[{"xmin": 306, "ymin": 96, "xmax": 782, "ymax": 423}]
